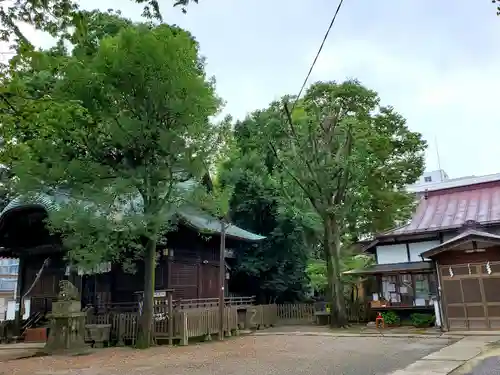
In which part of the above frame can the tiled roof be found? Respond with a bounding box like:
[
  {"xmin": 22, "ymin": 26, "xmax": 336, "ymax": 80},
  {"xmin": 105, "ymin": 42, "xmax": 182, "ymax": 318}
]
[
  {"xmin": 378, "ymin": 183, "xmax": 500, "ymax": 238},
  {"xmin": 0, "ymin": 191, "xmax": 265, "ymax": 242}
]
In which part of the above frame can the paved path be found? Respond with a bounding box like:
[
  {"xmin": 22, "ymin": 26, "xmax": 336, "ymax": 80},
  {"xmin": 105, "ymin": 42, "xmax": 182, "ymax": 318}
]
[
  {"xmin": 392, "ymin": 336, "xmax": 500, "ymax": 375},
  {"xmin": 462, "ymin": 356, "xmax": 500, "ymax": 375},
  {"xmin": 0, "ymin": 335, "xmax": 451, "ymax": 375},
  {"xmin": 449, "ymin": 345, "xmax": 500, "ymax": 375}
]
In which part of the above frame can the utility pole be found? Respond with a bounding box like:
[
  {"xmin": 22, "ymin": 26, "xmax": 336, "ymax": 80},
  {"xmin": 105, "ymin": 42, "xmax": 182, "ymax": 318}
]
[{"xmin": 218, "ymin": 219, "xmax": 226, "ymax": 340}]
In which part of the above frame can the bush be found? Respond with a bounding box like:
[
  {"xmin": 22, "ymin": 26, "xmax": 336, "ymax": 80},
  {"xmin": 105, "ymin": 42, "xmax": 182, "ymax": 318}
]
[
  {"xmin": 410, "ymin": 313, "xmax": 435, "ymax": 327},
  {"xmin": 381, "ymin": 311, "xmax": 400, "ymax": 326}
]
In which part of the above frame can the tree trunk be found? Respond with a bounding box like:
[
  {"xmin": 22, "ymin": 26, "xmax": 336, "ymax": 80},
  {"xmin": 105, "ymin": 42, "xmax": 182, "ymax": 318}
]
[
  {"xmin": 323, "ymin": 215, "xmax": 348, "ymax": 328},
  {"xmin": 136, "ymin": 237, "xmax": 156, "ymax": 348}
]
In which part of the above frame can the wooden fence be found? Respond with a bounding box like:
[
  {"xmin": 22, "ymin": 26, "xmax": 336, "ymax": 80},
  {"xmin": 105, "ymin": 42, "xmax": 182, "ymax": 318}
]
[
  {"xmin": 277, "ymin": 303, "xmax": 315, "ymax": 324},
  {"xmin": 86, "ymin": 306, "xmax": 244, "ymax": 345},
  {"xmin": 84, "ymin": 301, "xmax": 370, "ymax": 346}
]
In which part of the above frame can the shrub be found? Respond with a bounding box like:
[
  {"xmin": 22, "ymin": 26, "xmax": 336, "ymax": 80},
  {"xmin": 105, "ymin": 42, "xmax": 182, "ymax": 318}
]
[
  {"xmin": 381, "ymin": 311, "xmax": 400, "ymax": 326},
  {"xmin": 410, "ymin": 313, "xmax": 435, "ymax": 327}
]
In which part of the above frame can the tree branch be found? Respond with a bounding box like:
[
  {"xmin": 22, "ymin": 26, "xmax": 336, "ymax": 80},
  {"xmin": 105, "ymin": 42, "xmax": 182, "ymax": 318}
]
[
  {"xmin": 283, "ymin": 101, "xmax": 325, "ymax": 198},
  {"xmin": 333, "ymin": 126, "xmax": 353, "ymax": 205},
  {"xmin": 268, "ymin": 140, "xmax": 321, "ymax": 214}
]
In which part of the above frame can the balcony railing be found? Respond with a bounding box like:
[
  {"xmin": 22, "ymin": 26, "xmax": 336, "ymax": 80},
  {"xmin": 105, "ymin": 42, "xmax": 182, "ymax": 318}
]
[{"xmin": 0, "ymin": 278, "xmax": 16, "ymax": 292}]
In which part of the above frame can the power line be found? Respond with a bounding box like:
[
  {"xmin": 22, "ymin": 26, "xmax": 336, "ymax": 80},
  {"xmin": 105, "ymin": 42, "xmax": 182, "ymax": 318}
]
[{"xmin": 291, "ymin": 0, "xmax": 345, "ymax": 112}]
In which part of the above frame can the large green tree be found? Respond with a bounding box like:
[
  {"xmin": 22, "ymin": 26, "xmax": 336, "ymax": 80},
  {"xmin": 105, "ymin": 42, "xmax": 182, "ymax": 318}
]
[
  {"xmin": 218, "ymin": 112, "xmax": 313, "ymax": 303},
  {"xmin": 0, "ymin": 0, "xmax": 197, "ymax": 46},
  {"xmin": 247, "ymin": 81, "xmax": 426, "ymax": 326},
  {"xmin": 0, "ymin": 13, "xmax": 221, "ymax": 347}
]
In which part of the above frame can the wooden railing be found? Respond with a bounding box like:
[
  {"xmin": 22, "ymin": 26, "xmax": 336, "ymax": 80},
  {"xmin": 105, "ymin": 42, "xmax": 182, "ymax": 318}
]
[
  {"xmin": 88, "ymin": 295, "xmax": 256, "ymax": 314},
  {"xmin": 86, "ymin": 306, "xmax": 241, "ymax": 345},
  {"xmin": 84, "ymin": 296, "xmax": 255, "ymax": 345},
  {"xmin": 178, "ymin": 307, "xmax": 239, "ymax": 341},
  {"xmin": 175, "ymin": 296, "xmax": 255, "ymax": 310},
  {"xmin": 82, "ymin": 301, "xmax": 370, "ymax": 347}
]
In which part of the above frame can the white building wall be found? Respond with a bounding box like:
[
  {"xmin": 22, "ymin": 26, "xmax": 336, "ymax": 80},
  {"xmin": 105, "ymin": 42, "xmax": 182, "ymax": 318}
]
[
  {"xmin": 376, "ymin": 244, "xmax": 408, "ymax": 264},
  {"xmin": 376, "ymin": 241, "xmax": 439, "ymax": 264},
  {"xmin": 408, "ymin": 240, "xmax": 440, "ymax": 261}
]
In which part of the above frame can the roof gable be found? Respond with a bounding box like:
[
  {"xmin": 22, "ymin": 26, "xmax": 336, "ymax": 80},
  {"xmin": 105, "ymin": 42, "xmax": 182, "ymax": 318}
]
[{"xmin": 421, "ymin": 229, "xmax": 500, "ymax": 258}]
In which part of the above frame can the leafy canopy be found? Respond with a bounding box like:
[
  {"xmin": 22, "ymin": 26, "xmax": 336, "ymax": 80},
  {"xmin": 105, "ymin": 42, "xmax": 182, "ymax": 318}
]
[
  {"xmin": 0, "ymin": 0, "xmax": 199, "ymax": 46},
  {"xmin": 214, "ymin": 107, "xmax": 315, "ymax": 303},
  {"xmin": 243, "ymin": 80, "xmax": 425, "ymax": 322},
  {"xmin": 0, "ymin": 15, "xmax": 222, "ymax": 267},
  {"xmin": 246, "ymin": 80, "xmax": 426, "ymax": 242}
]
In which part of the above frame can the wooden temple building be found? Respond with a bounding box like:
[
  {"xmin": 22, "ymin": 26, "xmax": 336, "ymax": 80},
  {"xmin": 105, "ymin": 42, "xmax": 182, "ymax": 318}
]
[{"xmin": 0, "ymin": 192, "xmax": 265, "ymax": 318}]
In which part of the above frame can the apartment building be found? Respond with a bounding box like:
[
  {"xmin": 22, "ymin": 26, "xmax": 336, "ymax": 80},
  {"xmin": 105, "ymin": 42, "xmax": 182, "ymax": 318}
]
[{"xmin": 0, "ymin": 258, "xmax": 18, "ymax": 320}]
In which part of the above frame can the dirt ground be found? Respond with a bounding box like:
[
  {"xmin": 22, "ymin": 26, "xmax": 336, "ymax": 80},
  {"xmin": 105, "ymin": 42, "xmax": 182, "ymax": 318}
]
[{"xmin": 0, "ymin": 335, "xmax": 452, "ymax": 375}]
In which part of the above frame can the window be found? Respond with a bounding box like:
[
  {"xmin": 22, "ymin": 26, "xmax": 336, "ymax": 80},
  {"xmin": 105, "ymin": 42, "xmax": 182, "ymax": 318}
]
[
  {"xmin": 0, "ymin": 265, "xmax": 18, "ymax": 275},
  {"xmin": 424, "ymin": 176, "xmax": 432, "ymax": 182},
  {"xmin": 378, "ymin": 273, "xmax": 436, "ymax": 307},
  {"xmin": 0, "ymin": 259, "xmax": 17, "ymax": 266}
]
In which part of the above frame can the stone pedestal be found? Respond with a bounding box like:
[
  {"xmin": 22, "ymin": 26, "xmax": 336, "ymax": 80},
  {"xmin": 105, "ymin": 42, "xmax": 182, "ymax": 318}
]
[
  {"xmin": 43, "ymin": 300, "xmax": 87, "ymax": 354},
  {"xmin": 85, "ymin": 324, "xmax": 111, "ymax": 347}
]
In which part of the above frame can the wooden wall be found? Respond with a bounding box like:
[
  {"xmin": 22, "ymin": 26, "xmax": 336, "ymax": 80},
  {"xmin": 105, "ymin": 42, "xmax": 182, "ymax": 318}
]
[
  {"xmin": 434, "ymin": 246, "xmax": 500, "ymax": 266},
  {"xmin": 20, "ymin": 224, "xmax": 225, "ymax": 312}
]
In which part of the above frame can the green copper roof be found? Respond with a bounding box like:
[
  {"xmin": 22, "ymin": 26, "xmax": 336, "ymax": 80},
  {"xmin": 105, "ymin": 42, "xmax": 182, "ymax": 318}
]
[{"xmin": 0, "ymin": 192, "xmax": 265, "ymax": 242}]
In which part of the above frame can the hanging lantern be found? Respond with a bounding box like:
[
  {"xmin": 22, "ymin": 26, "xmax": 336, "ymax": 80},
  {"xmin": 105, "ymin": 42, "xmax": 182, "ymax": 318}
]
[
  {"xmin": 449, "ymin": 266, "xmax": 454, "ymax": 277},
  {"xmin": 486, "ymin": 262, "xmax": 492, "ymax": 275}
]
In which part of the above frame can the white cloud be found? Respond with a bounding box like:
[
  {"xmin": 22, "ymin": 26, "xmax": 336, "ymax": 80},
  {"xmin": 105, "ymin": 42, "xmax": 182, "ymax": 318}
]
[{"xmin": 309, "ymin": 34, "xmax": 500, "ymax": 178}]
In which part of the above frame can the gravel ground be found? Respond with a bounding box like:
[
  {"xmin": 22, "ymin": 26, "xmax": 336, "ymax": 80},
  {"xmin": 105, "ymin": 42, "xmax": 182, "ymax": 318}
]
[{"xmin": 0, "ymin": 335, "xmax": 451, "ymax": 375}]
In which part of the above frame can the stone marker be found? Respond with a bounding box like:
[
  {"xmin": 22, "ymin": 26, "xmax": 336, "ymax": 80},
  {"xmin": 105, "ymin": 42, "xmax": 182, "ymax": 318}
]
[{"xmin": 43, "ymin": 280, "xmax": 88, "ymax": 355}]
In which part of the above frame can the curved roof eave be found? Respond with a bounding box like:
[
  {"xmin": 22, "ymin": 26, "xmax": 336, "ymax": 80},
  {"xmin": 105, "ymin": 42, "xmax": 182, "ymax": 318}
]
[{"xmin": 0, "ymin": 192, "xmax": 266, "ymax": 243}]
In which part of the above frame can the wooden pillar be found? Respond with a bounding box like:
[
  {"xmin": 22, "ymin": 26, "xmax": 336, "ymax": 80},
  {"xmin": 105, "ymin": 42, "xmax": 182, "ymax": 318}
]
[
  {"xmin": 14, "ymin": 255, "xmax": 26, "ymax": 335},
  {"xmin": 110, "ymin": 264, "xmax": 117, "ymax": 304},
  {"xmin": 166, "ymin": 249, "xmax": 172, "ymax": 290},
  {"xmin": 179, "ymin": 311, "xmax": 188, "ymax": 346},
  {"xmin": 167, "ymin": 290, "xmax": 173, "ymax": 346},
  {"xmin": 411, "ymin": 273, "xmax": 417, "ymax": 307},
  {"xmin": 197, "ymin": 262, "xmax": 202, "ymax": 299}
]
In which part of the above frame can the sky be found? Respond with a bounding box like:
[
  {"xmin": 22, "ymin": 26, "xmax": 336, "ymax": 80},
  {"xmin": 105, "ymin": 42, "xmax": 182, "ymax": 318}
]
[{"xmin": 1, "ymin": 0, "xmax": 499, "ymax": 179}]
